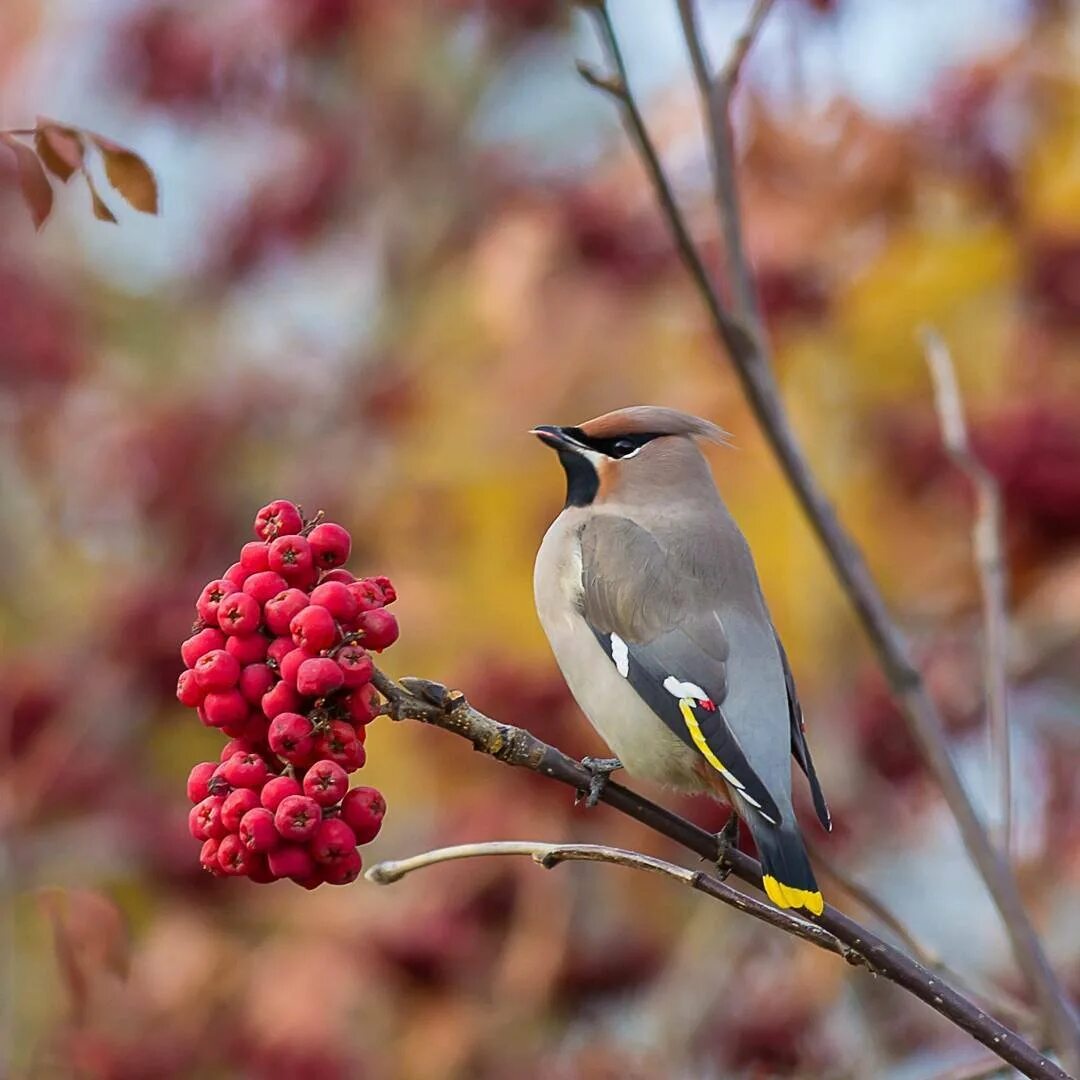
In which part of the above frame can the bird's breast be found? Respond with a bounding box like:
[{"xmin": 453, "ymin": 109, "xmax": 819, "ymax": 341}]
[{"xmin": 533, "ymin": 517, "xmax": 706, "ymax": 793}]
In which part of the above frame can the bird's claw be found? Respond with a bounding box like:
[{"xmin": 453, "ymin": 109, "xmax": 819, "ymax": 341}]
[
  {"xmin": 714, "ymin": 812, "xmax": 739, "ymax": 880},
  {"xmin": 576, "ymin": 756, "xmax": 622, "ymax": 809}
]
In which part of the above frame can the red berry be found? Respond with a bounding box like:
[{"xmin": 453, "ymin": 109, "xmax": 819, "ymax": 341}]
[
  {"xmin": 217, "ymin": 592, "xmax": 260, "ymax": 636},
  {"xmin": 296, "ymin": 656, "xmax": 345, "ymax": 697},
  {"xmin": 320, "ymin": 848, "xmax": 362, "ymax": 885},
  {"xmin": 193, "ymin": 795, "xmax": 227, "ymax": 840},
  {"xmin": 199, "ymin": 837, "xmax": 223, "ymax": 875},
  {"xmin": 371, "ymin": 576, "xmax": 396, "ymax": 604},
  {"xmin": 240, "ymin": 541, "xmax": 271, "ymax": 572},
  {"xmin": 319, "ymin": 569, "xmax": 355, "ymax": 585},
  {"xmin": 302, "ymin": 759, "xmax": 349, "ymax": 806},
  {"xmin": 218, "ymin": 833, "xmax": 257, "ymax": 875},
  {"xmin": 313, "ymin": 719, "xmax": 365, "ymax": 771},
  {"xmin": 310, "ymin": 818, "xmax": 358, "ymax": 864},
  {"xmin": 194, "ymin": 649, "xmax": 241, "ymax": 690},
  {"xmin": 197, "ymin": 579, "xmax": 234, "ymax": 624},
  {"xmin": 267, "ymin": 635, "xmax": 296, "ymax": 666},
  {"xmin": 336, "ymin": 646, "xmax": 374, "ymax": 688},
  {"xmin": 264, "ymin": 588, "xmax": 309, "ymax": 636},
  {"xmin": 347, "ymin": 580, "xmax": 384, "ymax": 613},
  {"xmin": 356, "ymin": 608, "xmax": 398, "ymax": 652},
  {"xmin": 247, "ymin": 855, "xmax": 276, "ymax": 884},
  {"xmin": 278, "ymin": 647, "xmax": 312, "ymax": 688},
  {"xmin": 340, "ymin": 786, "xmax": 385, "ymax": 844},
  {"xmin": 224, "ymin": 561, "xmax": 251, "ymax": 589},
  {"xmin": 274, "ymin": 794, "xmax": 322, "ymax": 841},
  {"xmin": 242, "ymin": 570, "xmax": 289, "ymax": 607},
  {"xmin": 310, "ymin": 581, "xmax": 358, "ymax": 624},
  {"xmin": 290, "ymin": 605, "xmax": 337, "ymax": 652},
  {"xmin": 267, "ymin": 844, "xmax": 315, "ymax": 881},
  {"xmin": 261, "ymin": 680, "xmax": 301, "ymax": 720},
  {"xmin": 267, "ymin": 712, "xmax": 316, "ymax": 763},
  {"xmin": 222, "ymin": 751, "xmax": 269, "ymax": 789},
  {"xmin": 307, "ymin": 522, "xmax": 351, "ymax": 569},
  {"xmin": 181, "ymin": 627, "xmax": 227, "ymax": 668},
  {"xmin": 241, "ymin": 712, "xmax": 270, "ymax": 745},
  {"xmin": 260, "ymin": 775, "xmax": 302, "ymax": 811},
  {"xmin": 221, "ymin": 787, "xmax": 260, "ymax": 831},
  {"xmin": 254, "ymin": 500, "xmax": 303, "ymax": 541},
  {"xmin": 239, "ymin": 662, "xmax": 275, "ymax": 704},
  {"xmin": 202, "ymin": 689, "xmax": 249, "ymax": 729},
  {"xmin": 345, "ymin": 683, "xmax": 380, "ymax": 726},
  {"xmin": 269, "ymin": 534, "xmax": 315, "ymax": 582},
  {"xmin": 226, "ymin": 633, "xmax": 269, "ymax": 665},
  {"xmin": 239, "ymin": 807, "xmax": 279, "ymax": 852},
  {"xmin": 176, "ymin": 669, "xmax": 205, "ymax": 707},
  {"xmin": 207, "ymin": 764, "xmax": 232, "ymax": 797},
  {"xmin": 219, "ymin": 738, "xmax": 253, "ymax": 762},
  {"xmin": 187, "ymin": 761, "xmax": 217, "ymax": 803}
]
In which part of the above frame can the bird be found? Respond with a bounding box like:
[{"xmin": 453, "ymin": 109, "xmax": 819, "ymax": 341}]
[{"xmin": 532, "ymin": 405, "xmax": 831, "ymax": 915}]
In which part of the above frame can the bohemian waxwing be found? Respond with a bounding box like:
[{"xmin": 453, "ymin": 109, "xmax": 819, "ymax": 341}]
[{"xmin": 532, "ymin": 405, "xmax": 831, "ymax": 915}]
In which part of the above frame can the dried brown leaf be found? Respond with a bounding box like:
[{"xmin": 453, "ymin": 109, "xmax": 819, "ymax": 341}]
[
  {"xmin": 1, "ymin": 133, "xmax": 54, "ymax": 229},
  {"xmin": 85, "ymin": 171, "xmax": 117, "ymax": 223},
  {"xmin": 34, "ymin": 119, "xmax": 84, "ymax": 182},
  {"xmin": 91, "ymin": 135, "xmax": 158, "ymax": 215}
]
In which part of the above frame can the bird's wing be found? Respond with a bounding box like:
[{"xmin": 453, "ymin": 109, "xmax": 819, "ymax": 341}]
[
  {"xmin": 773, "ymin": 631, "xmax": 831, "ymax": 831},
  {"xmin": 579, "ymin": 515, "xmax": 781, "ymax": 824}
]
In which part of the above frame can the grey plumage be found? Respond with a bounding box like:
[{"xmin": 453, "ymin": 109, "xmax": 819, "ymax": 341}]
[{"xmin": 533, "ymin": 406, "xmax": 829, "ymax": 914}]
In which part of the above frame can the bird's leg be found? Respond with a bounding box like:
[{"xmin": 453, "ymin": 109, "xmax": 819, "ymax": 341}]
[
  {"xmin": 714, "ymin": 811, "xmax": 740, "ymax": 880},
  {"xmin": 577, "ymin": 756, "xmax": 623, "ymax": 809}
]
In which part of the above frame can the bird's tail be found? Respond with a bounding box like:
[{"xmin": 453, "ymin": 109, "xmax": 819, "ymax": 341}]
[{"xmin": 750, "ymin": 822, "xmax": 823, "ymax": 916}]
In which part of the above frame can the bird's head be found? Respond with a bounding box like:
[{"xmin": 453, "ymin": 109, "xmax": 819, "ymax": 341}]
[{"xmin": 532, "ymin": 406, "xmax": 730, "ymax": 508}]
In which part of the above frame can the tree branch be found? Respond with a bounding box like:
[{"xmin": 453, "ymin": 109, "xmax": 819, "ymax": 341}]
[
  {"xmin": 809, "ymin": 841, "xmax": 1039, "ymax": 1036},
  {"xmin": 367, "ymin": 840, "xmax": 853, "ymax": 960},
  {"xmin": 373, "ymin": 670, "xmax": 1069, "ymax": 1080},
  {"xmin": 578, "ymin": 4, "xmax": 1080, "ymax": 1068},
  {"xmin": 676, "ymin": 0, "xmax": 771, "ymax": 332},
  {"xmin": 921, "ymin": 327, "xmax": 1013, "ymax": 857}
]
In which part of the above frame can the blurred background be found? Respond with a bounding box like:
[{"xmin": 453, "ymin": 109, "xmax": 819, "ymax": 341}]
[{"xmin": 2, "ymin": 0, "xmax": 1079, "ymax": 1076}]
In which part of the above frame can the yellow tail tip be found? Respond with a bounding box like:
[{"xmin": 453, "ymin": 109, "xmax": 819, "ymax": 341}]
[{"xmin": 763, "ymin": 875, "xmax": 824, "ymax": 916}]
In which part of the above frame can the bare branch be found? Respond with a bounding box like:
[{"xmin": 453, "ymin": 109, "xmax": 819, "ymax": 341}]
[
  {"xmin": 373, "ymin": 669, "xmax": 1068, "ymax": 1080},
  {"xmin": 810, "ymin": 842, "xmax": 1039, "ymax": 1036},
  {"xmin": 581, "ymin": 6, "xmax": 1080, "ymax": 1068},
  {"xmin": 368, "ymin": 839, "xmax": 853, "ymax": 959},
  {"xmin": 676, "ymin": 0, "xmax": 772, "ymax": 330},
  {"xmin": 576, "ymin": 3, "xmax": 757, "ymax": 369},
  {"xmin": 367, "ymin": 840, "xmax": 700, "ymax": 884},
  {"xmin": 921, "ymin": 327, "xmax": 1014, "ymax": 857}
]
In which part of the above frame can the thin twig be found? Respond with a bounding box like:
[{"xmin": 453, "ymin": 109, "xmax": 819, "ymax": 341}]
[
  {"xmin": 368, "ymin": 840, "xmax": 851, "ymax": 960},
  {"xmin": 921, "ymin": 327, "xmax": 1013, "ymax": 858},
  {"xmin": 676, "ymin": 0, "xmax": 773, "ymax": 331},
  {"xmin": 373, "ymin": 670, "xmax": 1068, "ymax": 1080},
  {"xmin": 810, "ymin": 842, "xmax": 1039, "ymax": 1035},
  {"xmin": 579, "ymin": 6, "xmax": 1079, "ymax": 1067}
]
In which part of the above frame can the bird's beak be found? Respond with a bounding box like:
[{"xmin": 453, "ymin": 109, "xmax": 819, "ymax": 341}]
[{"xmin": 530, "ymin": 425, "xmax": 577, "ymax": 451}]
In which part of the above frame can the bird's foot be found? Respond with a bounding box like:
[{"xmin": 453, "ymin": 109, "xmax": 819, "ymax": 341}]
[
  {"xmin": 714, "ymin": 812, "xmax": 740, "ymax": 880},
  {"xmin": 576, "ymin": 757, "xmax": 623, "ymax": 809}
]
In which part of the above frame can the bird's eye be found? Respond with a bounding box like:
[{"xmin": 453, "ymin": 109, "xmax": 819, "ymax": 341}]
[{"xmin": 612, "ymin": 439, "xmax": 638, "ymax": 456}]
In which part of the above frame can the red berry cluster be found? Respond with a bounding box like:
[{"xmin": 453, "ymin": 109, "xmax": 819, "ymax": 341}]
[{"xmin": 179, "ymin": 500, "xmax": 394, "ymax": 887}]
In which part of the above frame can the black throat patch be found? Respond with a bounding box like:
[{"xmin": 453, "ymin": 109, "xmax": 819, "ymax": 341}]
[{"xmin": 558, "ymin": 447, "xmax": 599, "ymax": 507}]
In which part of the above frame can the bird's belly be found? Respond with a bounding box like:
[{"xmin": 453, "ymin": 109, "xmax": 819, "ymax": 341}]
[{"xmin": 541, "ymin": 610, "xmax": 706, "ymax": 793}]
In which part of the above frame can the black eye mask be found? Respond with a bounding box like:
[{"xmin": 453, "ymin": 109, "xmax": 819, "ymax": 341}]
[{"xmin": 563, "ymin": 428, "xmax": 662, "ymax": 459}]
